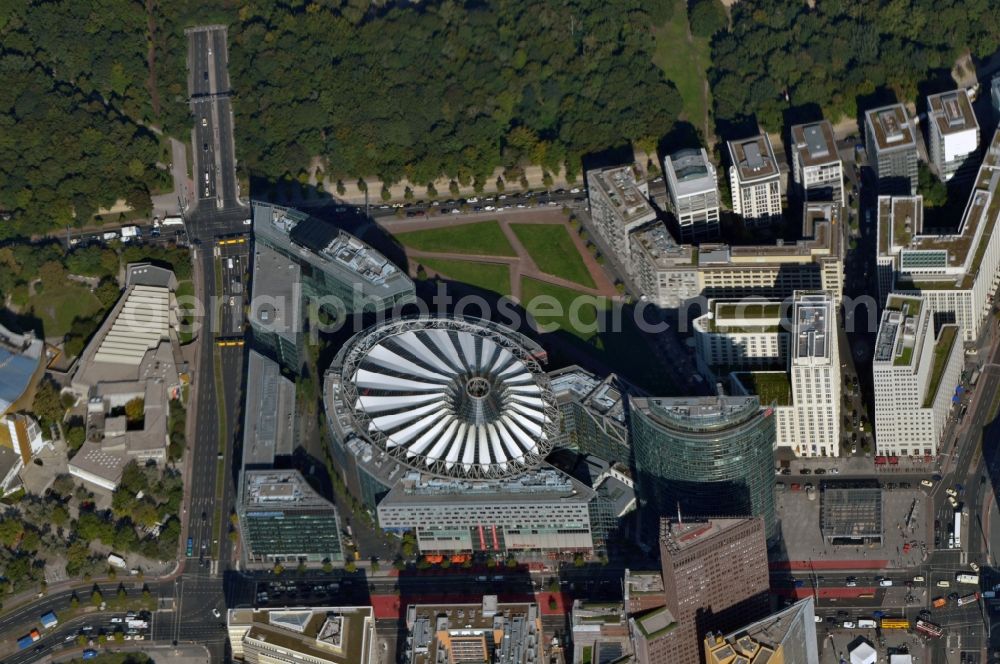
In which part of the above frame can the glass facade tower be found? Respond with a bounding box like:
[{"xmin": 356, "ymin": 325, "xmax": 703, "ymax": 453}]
[{"xmin": 629, "ymin": 395, "xmax": 778, "ymax": 542}]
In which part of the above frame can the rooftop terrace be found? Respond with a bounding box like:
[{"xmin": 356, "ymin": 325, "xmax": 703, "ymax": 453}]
[
  {"xmin": 791, "ymin": 120, "xmax": 838, "ymax": 167},
  {"xmin": 732, "ymin": 371, "xmax": 792, "ymax": 406},
  {"xmin": 922, "ymin": 325, "xmax": 958, "ymax": 408},
  {"xmin": 866, "ymin": 104, "xmax": 916, "ymax": 152},
  {"xmin": 728, "ymin": 134, "xmax": 779, "ymax": 182},
  {"xmin": 928, "ymin": 90, "xmax": 977, "ymax": 137},
  {"xmin": 237, "ymin": 606, "xmax": 374, "ymax": 664},
  {"xmin": 590, "ymin": 166, "xmax": 654, "ymax": 225}
]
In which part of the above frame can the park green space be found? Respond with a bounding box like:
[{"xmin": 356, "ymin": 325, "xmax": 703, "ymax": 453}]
[
  {"xmin": 396, "ymin": 221, "xmax": 515, "ymax": 257},
  {"xmin": 521, "ymin": 278, "xmax": 603, "ymax": 341},
  {"xmin": 420, "ymin": 257, "xmax": 511, "ymax": 296},
  {"xmin": 510, "ymin": 223, "xmax": 595, "ymax": 288},
  {"xmin": 651, "ymin": 0, "xmax": 712, "ymax": 133},
  {"xmin": 28, "ymin": 284, "xmax": 103, "ymax": 338}
]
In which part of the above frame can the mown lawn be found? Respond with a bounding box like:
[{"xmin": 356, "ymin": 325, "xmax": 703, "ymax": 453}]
[
  {"xmin": 510, "ymin": 223, "xmax": 596, "ymax": 288},
  {"xmin": 420, "ymin": 257, "xmax": 512, "ymax": 296},
  {"xmin": 520, "ymin": 277, "xmax": 604, "ymax": 341},
  {"xmin": 519, "ymin": 277, "xmax": 679, "ymax": 395},
  {"xmin": 651, "ymin": 0, "xmax": 712, "ymax": 135},
  {"xmin": 28, "ymin": 284, "xmax": 103, "ymax": 338},
  {"xmin": 395, "ymin": 221, "xmax": 515, "ymax": 256}
]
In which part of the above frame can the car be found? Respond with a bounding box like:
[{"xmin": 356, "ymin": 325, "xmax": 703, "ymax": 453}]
[
  {"xmin": 203, "ymin": 71, "xmax": 208, "ymax": 81},
  {"xmin": 932, "ymin": 473, "xmax": 943, "ymax": 481},
  {"xmin": 937, "ymin": 580, "xmax": 952, "ymax": 588},
  {"xmin": 879, "ymin": 579, "xmax": 893, "ymax": 587},
  {"xmin": 825, "ymin": 616, "xmax": 836, "ymax": 624},
  {"xmin": 829, "ymin": 468, "xmax": 839, "ymax": 474},
  {"xmin": 913, "ymin": 576, "xmax": 925, "ymax": 582},
  {"xmin": 948, "ymin": 496, "xmax": 959, "ymax": 509},
  {"xmin": 781, "ymin": 468, "xmax": 792, "ymax": 475},
  {"xmin": 570, "ymin": 187, "xmax": 581, "ymax": 194},
  {"xmin": 842, "ymin": 621, "xmax": 856, "ymax": 629},
  {"xmin": 203, "ymin": 143, "xmax": 208, "ymax": 151},
  {"xmin": 846, "ymin": 579, "xmax": 858, "ymax": 587},
  {"xmin": 450, "ymin": 209, "xmax": 461, "ymax": 214},
  {"xmin": 201, "ymin": 117, "xmax": 207, "ymax": 127},
  {"xmin": 921, "ymin": 479, "xmax": 934, "ymax": 488},
  {"xmin": 948, "ymin": 592, "xmax": 960, "ymax": 601},
  {"xmin": 946, "ymin": 487, "xmax": 958, "ymax": 497},
  {"xmin": 814, "ymin": 468, "xmax": 827, "ymax": 475},
  {"xmin": 813, "ymin": 615, "xmax": 823, "ymax": 623},
  {"xmin": 800, "ymin": 468, "xmax": 812, "ymax": 475},
  {"xmin": 971, "ymin": 562, "xmax": 980, "ymax": 572},
  {"xmin": 212, "ymin": 608, "xmax": 221, "ymax": 618}
]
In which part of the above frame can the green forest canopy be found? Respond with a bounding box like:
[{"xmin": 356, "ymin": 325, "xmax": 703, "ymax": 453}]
[
  {"xmin": 710, "ymin": 0, "xmax": 1000, "ymax": 131},
  {"xmin": 3, "ymin": 0, "xmax": 1000, "ymax": 235}
]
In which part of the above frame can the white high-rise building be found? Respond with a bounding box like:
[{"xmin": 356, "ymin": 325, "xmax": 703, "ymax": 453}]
[
  {"xmin": 875, "ymin": 131, "xmax": 1000, "ymax": 343},
  {"xmin": 726, "ymin": 292, "xmax": 841, "ymax": 457},
  {"xmin": 664, "ymin": 148, "xmax": 721, "ymax": 241},
  {"xmin": 784, "ymin": 292, "xmax": 840, "ymax": 457},
  {"xmin": 693, "ymin": 300, "xmax": 788, "ymax": 382},
  {"xmin": 872, "ymin": 294, "xmax": 962, "ymax": 457},
  {"xmin": 728, "ymin": 133, "xmax": 783, "ymax": 226},
  {"xmin": 790, "ymin": 120, "xmax": 844, "ymax": 205},
  {"xmin": 865, "ymin": 104, "xmax": 919, "ymax": 195},
  {"xmin": 586, "ymin": 166, "xmax": 657, "ymax": 273},
  {"xmin": 927, "ymin": 90, "xmax": 980, "ymax": 183}
]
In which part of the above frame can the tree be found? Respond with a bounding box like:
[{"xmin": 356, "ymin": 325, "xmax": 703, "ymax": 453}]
[
  {"xmin": 91, "ymin": 589, "xmax": 103, "ymax": 606},
  {"xmin": 336, "ymin": 180, "xmax": 346, "ymax": 195},
  {"xmin": 404, "ymin": 186, "xmax": 414, "ymax": 200},
  {"xmin": 688, "ymin": 0, "xmax": 728, "ymax": 38},
  {"xmin": 32, "ymin": 378, "xmax": 65, "ymax": 429},
  {"xmin": 918, "ymin": 162, "xmax": 948, "ymax": 207},
  {"xmin": 124, "ymin": 398, "xmax": 145, "ymax": 424},
  {"xmin": 345, "ymin": 560, "xmax": 357, "ymax": 573}
]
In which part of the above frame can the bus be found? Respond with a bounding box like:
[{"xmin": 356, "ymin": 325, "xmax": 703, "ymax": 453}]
[
  {"xmin": 186, "ymin": 537, "xmax": 194, "ymax": 557},
  {"xmin": 957, "ymin": 592, "xmax": 980, "ymax": 607},
  {"xmin": 915, "ymin": 619, "xmax": 944, "ymax": 638},
  {"xmin": 954, "ymin": 511, "xmax": 962, "ymax": 548},
  {"xmin": 880, "ymin": 618, "xmax": 911, "ymax": 630},
  {"xmin": 958, "ymin": 593, "xmax": 979, "ymax": 606},
  {"xmin": 956, "ymin": 573, "xmax": 980, "ymax": 585}
]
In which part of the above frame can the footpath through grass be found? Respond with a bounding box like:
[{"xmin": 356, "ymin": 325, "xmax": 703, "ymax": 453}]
[
  {"xmin": 510, "ymin": 223, "xmax": 595, "ymax": 288},
  {"xmin": 420, "ymin": 257, "xmax": 511, "ymax": 296},
  {"xmin": 396, "ymin": 220, "xmax": 515, "ymax": 256},
  {"xmin": 651, "ymin": 0, "xmax": 712, "ymax": 133}
]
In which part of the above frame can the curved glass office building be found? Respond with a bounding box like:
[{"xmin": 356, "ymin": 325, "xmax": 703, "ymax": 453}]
[{"xmin": 630, "ymin": 395, "xmax": 777, "ymax": 542}]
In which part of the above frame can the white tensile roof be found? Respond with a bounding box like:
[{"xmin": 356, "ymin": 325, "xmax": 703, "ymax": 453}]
[{"xmin": 350, "ymin": 324, "xmax": 552, "ymax": 478}]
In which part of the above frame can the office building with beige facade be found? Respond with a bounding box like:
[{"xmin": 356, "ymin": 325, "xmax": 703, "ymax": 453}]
[
  {"xmin": 227, "ymin": 606, "xmax": 377, "ymax": 664},
  {"xmin": 876, "ymin": 130, "xmax": 1000, "ymax": 343},
  {"xmin": 872, "ymin": 294, "xmax": 962, "ymax": 458},
  {"xmin": 728, "ymin": 133, "xmax": 783, "ymax": 226},
  {"xmin": 586, "ymin": 165, "xmax": 657, "ymax": 267}
]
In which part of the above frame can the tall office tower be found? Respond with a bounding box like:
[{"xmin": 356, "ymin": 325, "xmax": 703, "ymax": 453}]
[
  {"xmin": 728, "ymin": 133, "xmax": 783, "ymax": 226},
  {"xmin": 227, "ymin": 606, "xmax": 377, "ymax": 663},
  {"xmin": 548, "ymin": 365, "xmax": 634, "ymax": 464},
  {"xmin": 630, "ymin": 517, "xmax": 770, "ymax": 664},
  {"xmin": 927, "ymin": 90, "xmax": 981, "ymax": 183},
  {"xmin": 250, "ymin": 202, "xmax": 416, "ymax": 370},
  {"xmin": 872, "ymin": 294, "xmax": 962, "ymax": 458},
  {"xmin": 784, "ymin": 292, "xmax": 840, "ymax": 457},
  {"xmin": 865, "ymin": 104, "xmax": 919, "ymax": 195},
  {"xmin": 585, "ymin": 165, "xmax": 657, "ymax": 272},
  {"xmin": 664, "ymin": 148, "xmax": 722, "ymax": 240},
  {"xmin": 629, "ymin": 395, "xmax": 777, "ymax": 542},
  {"xmin": 703, "ymin": 597, "xmax": 819, "ymax": 664},
  {"xmin": 874, "ymin": 130, "xmax": 1000, "ymax": 344},
  {"xmin": 790, "ymin": 120, "xmax": 844, "ymax": 205}
]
